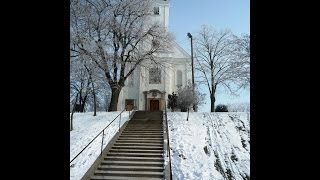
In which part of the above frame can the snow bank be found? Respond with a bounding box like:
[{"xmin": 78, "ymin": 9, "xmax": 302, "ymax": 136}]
[
  {"xmin": 70, "ymin": 111, "xmax": 130, "ymax": 180},
  {"xmin": 167, "ymin": 112, "xmax": 250, "ymax": 180}
]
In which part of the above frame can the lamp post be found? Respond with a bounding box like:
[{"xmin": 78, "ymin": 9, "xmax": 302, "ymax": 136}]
[{"xmin": 187, "ymin": 32, "xmax": 197, "ymax": 112}]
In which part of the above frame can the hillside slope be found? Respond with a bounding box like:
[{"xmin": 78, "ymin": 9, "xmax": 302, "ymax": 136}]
[
  {"xmin": 70, "ymin": 111, "xmax": 250, "ymax": 180},
  {"xmin": 167, "ymin": 112, "xmax": 250, "ymax": 180}
]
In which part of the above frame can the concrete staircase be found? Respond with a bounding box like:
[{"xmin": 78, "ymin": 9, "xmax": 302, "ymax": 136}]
[{"xmin": 90, "ymin": 111, "xmax": 165, "ymax": 180}]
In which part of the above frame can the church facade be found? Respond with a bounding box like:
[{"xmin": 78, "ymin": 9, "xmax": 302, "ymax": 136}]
[{"xmin": 117, "ymin": 0, "xmax": 192, "ymax": 111}]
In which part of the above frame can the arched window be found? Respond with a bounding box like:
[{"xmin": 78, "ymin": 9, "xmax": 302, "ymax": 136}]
[
  {"xmin": 177, "ymin": 70, "xmax": 182, "ymax": 87},
  {"xmin": 128, "ymin": 71, "xmax": 134, "ymax": 87}
]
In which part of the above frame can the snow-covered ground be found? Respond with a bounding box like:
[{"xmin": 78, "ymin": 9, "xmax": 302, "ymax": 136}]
[
  {"xmin": 167, "ymin": 112, "xmax": 250, "ymax": 180},
  {"xmin": 70, "ymin": 111, "xmax": 131, "ymax": 180},
  {"xmin": 70, "ymin": 111, "xmax": 250, "ymax": 180}
]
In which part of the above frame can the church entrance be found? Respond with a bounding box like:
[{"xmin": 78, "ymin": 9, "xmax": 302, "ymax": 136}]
[
  {"xmin": 144, "ymin": 89, "xmax": 165, "ymax": 111},
  {"xmin": 150, "ymin": 100, "xmax": 159, "ymax": 111}
]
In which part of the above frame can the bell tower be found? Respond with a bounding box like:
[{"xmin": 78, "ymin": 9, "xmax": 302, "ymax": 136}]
[{"xmin": 152, "ymin": 0, "xmax": 170, "ymax": 29}]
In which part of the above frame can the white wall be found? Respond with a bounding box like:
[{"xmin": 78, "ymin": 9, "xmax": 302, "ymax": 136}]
[{"xmin": 117, "ymin": 0, "xmax": 193, "ymax": 111}]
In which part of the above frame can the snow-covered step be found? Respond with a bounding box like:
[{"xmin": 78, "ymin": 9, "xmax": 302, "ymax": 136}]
[
  {"xmin": 115, "ymin": 140, "xmax": 163, "ymax": 143},
  {"xmin": 122, "ymin": 131, "xmax": 163, "ymax": 133},
  {"xmin": 97, "ymin": 165, "xmax": 164, "ymax": 172},
  {"xmin": 121, "ymin": 132, "xmax": 163, "ymax": 136},
  {"xmin": 112, "ymin": 146, "xmax": 163, "ymax": 150},
  {"xmin": 130, "ymin": 117, "xmax": 161, "ymax": 119},
  {"xmin": 106, "ymin": 152, "xmax": 163, "ymax": 157},
  {"xmin": 116, "ymin": 139, "xmax": 163, "ymax": 141},
  {"xmin": 88, "ymin": 111, "xmax": 165, "ymax": 180},
  {"xmin": 109, "ymin": 149, "xmax": 164, "ymax": 153},
  {"xmin": 119, "ymin": 135, "xmax": 163, "ymax": 138},
  {"xmin": 130, "ymin": 120, "xmax": 161, "ymax": 121},
  {"xmin": 127, "ymin": 121, "xmax": 162, "ymax": 123},
  {"xmin": 104, "ymin": 156, "xmax": 163, "ymax": 162},
  {"xmin": 118, "ymin": 136, "xmax": 163, "ymax": 138},
  {"xmin": 116, "ymin": 139, "xmax": 163, "ymax": 143},
  {"xmin": 127, "ymin": 124, "xmax": 162, "ymax": 125},
  {"xmin": 118, "ymin": 137, "xmax": 163, "ymax": 139},
  {"xmin": 129, "ymin": 123, "xmax": 161, "ymax": 124},
  {"xmin": 120, "ymin": 132, "xmax": 163, "ymax": 134},
  {"xmin": 121, "ymin": 132, "xmax": 163, "ymax": 134},
  {"xmin": 122, "ymin": 130, "xmax": 163, "ymax": 133},
  {"xmin": 120, "ymin": 135, "xmax": 163, "ymax": 137},
  {"xmin": 123, "ymin": 130, "xmax": 163, "ymax": 133},
  {"xmin": 127, "ymin": 123, "xmax": 160, "ymax": 124},
  {"xmin": 100, "ymin": 160, "xmax": 163, "ymax": 167},
  {"xmin": 113, "ymin": 143, "xmax": 163, "ymax": 147},
  {"xmin": 114, "ymin": 143, "xmax": 163, "ymax": 147},
  {"xmin": 91, "ymin": 176, "xmax": 162, "ymax": 180},
  {"xmin": 124, "ymin": 128, "xmax": 163, "ymax": 130},
  {"xmin": 94, "ymin": 170, "xmax": 164, "ymax": 178},
  {"xmin": 127, "ymin": 125, "xmax": 162, "ymax": 126},
  {"xmin": 125, "ymin": 126, "xmax": 162, "ymax": 127},
  {"xmin": 117, "ymin": 137, "xmax": 163, "ymax": 140}
]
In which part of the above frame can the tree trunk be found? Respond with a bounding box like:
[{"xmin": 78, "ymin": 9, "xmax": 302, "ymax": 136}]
[
  {"xmin": 80, "ymin": 96, "xmax": 87, "ymax": 112},
  {"xmin": 79, "ymin": 93, "xmax": 82, "ymax": 112},
  {"xmin": 210, "ymin": 92, "xmax": 216, "ymax": 112},
  {"xmin": 92, "ymin": 82, "xmax": 97, "ymax": 116},
  {"xmin": 210, "ymin": 60, "xmax": 215, "ymax": 112},
  {"xmin": 187, "ymin": 107, "xmax": 189, "ymax": 121},
  {"xmin": 70, "ymin": 93, "xmax": 79, "ymax": 131},
  {"xmin": 108, "ymin": 88, "xmax": 121, "ymax": 111}
]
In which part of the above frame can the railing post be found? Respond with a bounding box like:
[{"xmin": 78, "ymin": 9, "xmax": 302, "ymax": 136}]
[
  {"xmin": 101, "ymin": 130, "xmax": 104, "ymax": 156},
  {"xmin": 119, "ymin": 113, "xmax": 121, "ymax": 132},
  {"xmin": 164, "ymin": 101, "xmax": 173, "ymax": 180}
]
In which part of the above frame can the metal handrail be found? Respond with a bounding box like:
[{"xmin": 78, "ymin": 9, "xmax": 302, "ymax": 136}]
[
  {"xmin": 70, "ymin": 109, "xmax": 130, "ymax": 164},
  {"xmin": 164, "ymin": 101, "xmax": 173, "ymax": 179}
]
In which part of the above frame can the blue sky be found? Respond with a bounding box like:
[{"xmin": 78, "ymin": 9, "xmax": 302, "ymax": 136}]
[{"xmin": 168, "ymin": 0, "xmax": 250, "ymax": 111}]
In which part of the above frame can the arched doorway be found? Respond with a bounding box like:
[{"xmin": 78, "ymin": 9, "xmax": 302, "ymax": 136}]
[{"xmin": 143, "ymin": 89, "xmax": 166, "ymax": 111}]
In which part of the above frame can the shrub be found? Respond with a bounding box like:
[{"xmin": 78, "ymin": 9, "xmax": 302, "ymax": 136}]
[
  {"xmin": 167, "ymin": 92, "xmax": 178, "ymax": 111},
  {"xmin": 215, "ymin": 104, "xmax": 228, "ymax": 112}
]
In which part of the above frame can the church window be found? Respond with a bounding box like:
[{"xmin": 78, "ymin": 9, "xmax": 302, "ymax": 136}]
[
  {"xmin": 154, "ymin": 7, "xmax": 160, "ymax": 15},
  {"xmin": 177, "ymin": 70, "xmax": 182, "ymax": 87},
  {"xmin": 128, "ymin": 71, "xmax": 134, "ymax": 87},
  {"xmin": 149, "ymin": 68, "xmax": 161, "ymax": 84}
]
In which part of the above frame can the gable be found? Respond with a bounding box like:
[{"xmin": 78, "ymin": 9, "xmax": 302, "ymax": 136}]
[{"xmin": 171, "ymin": 41, "xmax": 191, "ymax": 59}]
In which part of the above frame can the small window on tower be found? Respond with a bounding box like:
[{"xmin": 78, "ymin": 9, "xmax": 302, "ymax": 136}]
[{"xmin": 154, "ymin": 7, "xmax": 159, "ymax": 15}]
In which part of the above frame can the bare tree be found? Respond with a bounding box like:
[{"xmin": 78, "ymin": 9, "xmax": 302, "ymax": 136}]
[
  {"xmin": 70, "ymin": 58, "xmax": 92, "ymax": 112},
  {"xmin": 176, "ymin": 82, "xmax": 205, "ymax": 120},
  {"xmin": 234, "ymin": 34, "xmax": 250, "ymax": 86},
  {"xmin": 83, "ymin": 62, "xmax": 98, "ymax": 116},
  {"xmin": 194, "ymin": 25, "xmax": 249, "ymax": 112},
  {"xmin": 71, "ymin": 0, "xmax": 173, "ymax": 111},
  {"xmin": 71, "ymin": 49, "xmax": 112, "ymax": 115}
]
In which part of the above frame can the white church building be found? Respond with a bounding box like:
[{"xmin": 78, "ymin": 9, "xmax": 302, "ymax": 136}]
[{"xmin": 117, "ymin": 0, "xmax": 192, "ymax": 111}]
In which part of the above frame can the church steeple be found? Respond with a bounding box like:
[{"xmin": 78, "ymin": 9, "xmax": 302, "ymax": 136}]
[{"xmin": 152, "ymin": 0, "xmax": 170, "ymax": 29}]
